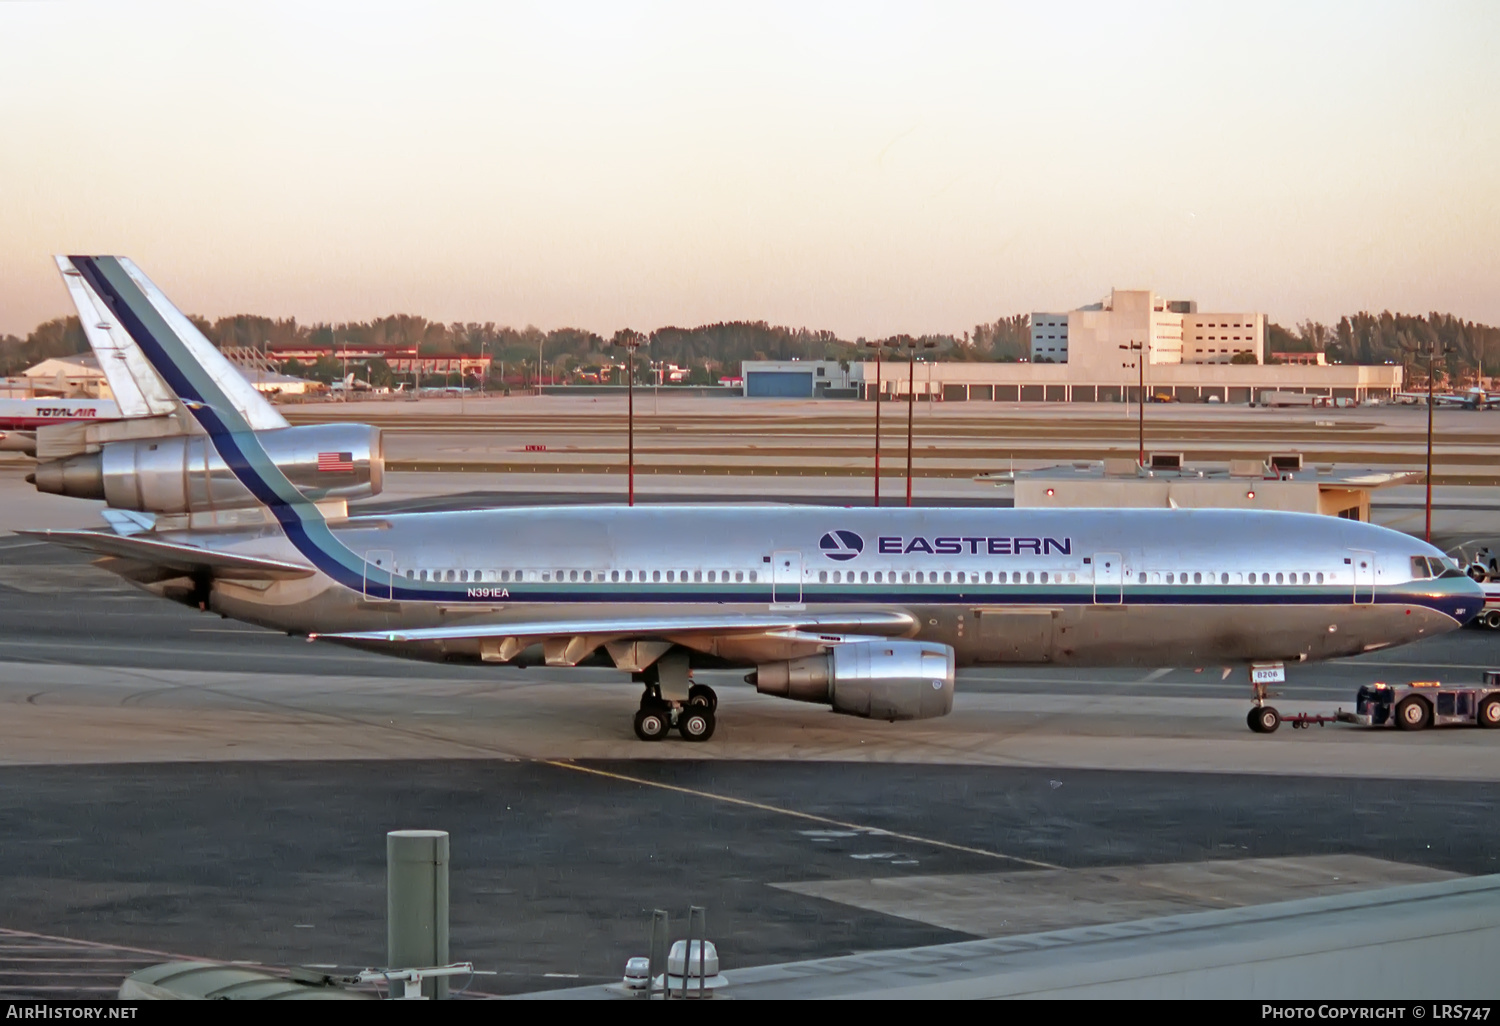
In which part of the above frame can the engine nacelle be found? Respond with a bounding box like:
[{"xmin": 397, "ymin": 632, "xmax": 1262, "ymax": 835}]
[
  {"xmin": 750, "ymin": 640, "xmax": 955, "ymax": 721},
  {"xmin": 31, "ymin": 423, "xmax": 383, "ymax": 513}
]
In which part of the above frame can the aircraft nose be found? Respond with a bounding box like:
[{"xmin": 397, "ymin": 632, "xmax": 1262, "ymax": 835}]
[{"xmin": 1454, "ymin": 574, "xmax": 1486, "ymax": 625}]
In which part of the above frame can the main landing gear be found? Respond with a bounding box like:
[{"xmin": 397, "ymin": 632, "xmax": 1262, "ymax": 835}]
[
  {"xmin": 631, "ymin": 651, "xmax": 718, "ymax": 742},
  {"xmin": 632, "ymin": 684, "xmax": 718, "ymax": 742}
]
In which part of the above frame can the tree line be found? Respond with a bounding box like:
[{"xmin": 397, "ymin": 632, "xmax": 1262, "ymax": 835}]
[{"xmin": 3, "ymin": 309, "xmax": 1497, "ymax": 385}]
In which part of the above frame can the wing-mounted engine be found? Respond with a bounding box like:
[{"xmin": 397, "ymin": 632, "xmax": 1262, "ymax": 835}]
[
  {"xmin": 749, "ymin": 640, "xmax": 955, "ymax": 721},
  {"xmin": 30, "ymin": 423, "xmax": 383, "ymax": 514}
]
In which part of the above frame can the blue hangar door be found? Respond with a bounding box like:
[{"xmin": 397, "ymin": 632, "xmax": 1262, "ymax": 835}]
[{"xmin": 745, "ymin": 371, "xmax": 815, "ymax": 398}]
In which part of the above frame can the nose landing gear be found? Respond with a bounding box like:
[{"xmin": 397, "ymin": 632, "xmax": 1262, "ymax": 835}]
[{"xmin": 1248, "ymin": 662, "xmax": 1284, "ymax": 734}]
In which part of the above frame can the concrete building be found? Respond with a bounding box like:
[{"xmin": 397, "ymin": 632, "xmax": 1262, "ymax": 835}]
[
  {"xmin": 853, "ymin": 358, "xmax": 1400, "ymax": 405},
  {"xmin": 742, "ymin": 287, "xmax": 1401, "ymax": 403},
  {"xmin": 1035, "ymin": 289, "xmax": 1264, "ymax": 368},
  {"xmin": 741, "ymin": 360, "xmax": 857, "ymax": 398}
]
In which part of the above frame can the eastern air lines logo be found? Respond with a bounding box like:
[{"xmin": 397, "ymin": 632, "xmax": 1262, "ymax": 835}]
[{"xmin": 819, "ymin": 530, "xmax": 864, "ymax": 561}]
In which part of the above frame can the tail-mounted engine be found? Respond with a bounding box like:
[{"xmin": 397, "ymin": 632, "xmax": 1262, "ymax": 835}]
[
  {"xmin": 749, "ymin": 640, "xmax": 955, "ymax": 721},
  {"xmin": 31, "ymin": 423, "xmax": 383, "ymax": 514}
]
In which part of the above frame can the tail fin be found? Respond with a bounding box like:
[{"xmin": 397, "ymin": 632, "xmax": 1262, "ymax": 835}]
[
  {"xmin": 61, "ymin": 256, "xmax": 288, "ymax": 432},
  {"xmin": 55, "ymin": 257, "xmax": 181, "ymax": 420}
]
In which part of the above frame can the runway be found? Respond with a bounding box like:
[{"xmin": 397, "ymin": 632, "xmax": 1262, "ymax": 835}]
[{"xmin": 1, "ymin": 476, "xmax": 1499, "ymax": 996}]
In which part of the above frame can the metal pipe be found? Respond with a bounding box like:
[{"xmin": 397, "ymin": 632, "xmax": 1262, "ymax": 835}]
[
  {"xmin": 387, "ymin": 829, "xmax": 450, "ymax": 999},
  {"xmin": 648, "ymin": 909, "xmax": 668, "ymax": 998},
  {"xmin": 688, "ymin": 906, "xmax": 706, "ymax": 998}
]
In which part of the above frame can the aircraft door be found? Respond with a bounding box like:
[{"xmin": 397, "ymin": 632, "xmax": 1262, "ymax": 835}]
[
  {"xmin": 365, "ymin": 549, "xmax": 394, "ymax": 601},
  {"xmin": 772, "ymin": 549, "xmax": 803, "ymax": 604},
  {"xmin": 1093, "ymin": 552, "xmax": 1122, "ymax": 604},
  {"xmin": 1351, "ymin": 549, "xmax": 1374, "ymax": 604}
]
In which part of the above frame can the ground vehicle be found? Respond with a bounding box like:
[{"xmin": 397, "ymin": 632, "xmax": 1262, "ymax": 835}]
[
  {"xmin": 1340, "ymin": 679, "xmax": 1500, "ymax": 730},
  {"xmin": 1465, "ymin": 552, "xmax": 1500, "ymax": 628}
]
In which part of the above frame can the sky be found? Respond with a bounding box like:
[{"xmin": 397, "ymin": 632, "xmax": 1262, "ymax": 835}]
[{"xmin": 1, "ymin": 1, "xmax": 1497, "ymax": 338}]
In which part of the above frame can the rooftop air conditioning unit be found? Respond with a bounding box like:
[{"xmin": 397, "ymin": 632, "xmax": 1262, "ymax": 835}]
[
  {"xmin": 1148, "ymin": 452, "xmax": 1184, "ymax": 471},
  {"xmin": 1268, "ymin": 453, "xmax": 1304, "ymax": 474}
]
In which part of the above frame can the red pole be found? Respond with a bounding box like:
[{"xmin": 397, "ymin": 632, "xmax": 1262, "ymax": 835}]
[
  {"xmin": 627, "ymin": 346, "xmax": 635, "ymax": 507},
  {"xmin": 905, "ymin": 346, "xmax": 916, "ymax": 507},
  {"xmin": 1426, "ymin": 350, "xmax": 1434, "ymax": 542},
  {"xmin": 1138, "ymin": 346, "xmax": 1145, "ymax": 466},
  {"xmin": 873, "ymin": 349, "xmax": 882, "ymax": 506}
]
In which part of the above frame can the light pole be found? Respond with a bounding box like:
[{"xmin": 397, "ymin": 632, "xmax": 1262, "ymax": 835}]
[
  {"xmin": 1119, "ymin": 340, "xmax": 1145, "ymax": 466},
  {"xmin": 863, "ymin": 340, "xmax": 888, "ymax": 505},
  {"xmin": 1423, "ymin": 341, "xmax": 1456, "ymax": 542},
  {"xmin": 613, "ymin": 333, "xmax": 643, "ymax": 506},
  {"xmin": 903, "ymin": 339, "xmax": 937, "ymax": 507}
]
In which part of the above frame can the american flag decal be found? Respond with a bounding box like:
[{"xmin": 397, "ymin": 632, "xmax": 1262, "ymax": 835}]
[{"xmin": 317, "ymin": 451, "xmax": 355, "ymax": 473}]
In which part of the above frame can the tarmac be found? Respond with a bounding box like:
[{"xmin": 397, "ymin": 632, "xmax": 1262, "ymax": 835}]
[{"xmin": 0, "ymin": 398, "xmax": 1498, "ymax": 997}]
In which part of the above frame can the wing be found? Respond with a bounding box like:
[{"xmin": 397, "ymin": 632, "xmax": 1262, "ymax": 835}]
[
  {"xmin": 315, "ymin": 610, "xmax": 918, "ymax": 667},
  {"xmin": 21, "ymin": 529, "xmax": 314, "ymax": 581}
]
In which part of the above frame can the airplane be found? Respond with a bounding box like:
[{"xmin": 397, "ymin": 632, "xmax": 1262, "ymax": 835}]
[
  {"xmin": 1394, "ymin": 387, "xmax": 1500, "ymax": 410},
  {"xmin": 0, "ymin": 397, "xmax": 121, "ymax": 454},
  {"xmin": 24, "ymin": 257, "xmax": 1484, "ymax": 742}
]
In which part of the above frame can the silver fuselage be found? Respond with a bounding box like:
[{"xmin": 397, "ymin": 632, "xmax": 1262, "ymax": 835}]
[{"xmin": 142, "ymin": 505, "xmax": 1478, "ymax": 669}]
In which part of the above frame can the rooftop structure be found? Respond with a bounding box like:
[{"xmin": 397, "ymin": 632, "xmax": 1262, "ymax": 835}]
[{"xmin": 979, "ymin": 452, "xmax": 1421, "ymax": 521}]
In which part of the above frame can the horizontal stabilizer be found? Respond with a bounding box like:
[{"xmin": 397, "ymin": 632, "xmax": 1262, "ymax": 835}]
[
  {"xmin": 317, "ymin": 610, "xmax": 916, "ymax": 644},
  {"xmin": 21, "ymin": 530, "xmax": 314, "ymax": 580}
]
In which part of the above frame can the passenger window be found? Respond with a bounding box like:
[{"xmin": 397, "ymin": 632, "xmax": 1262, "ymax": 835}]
[
  {"xmin": 1026, "ymin": 571, "xmax": 1035, "ymax": 584},
  {"xmin": 459, "ymin": 570, "xmax": 468, "ymax": 582},
  {"xmin": 860, "ymin": 571, "xmax": 869, "ymax": 583},
  {"xmin": 706, "ymin": 571, "xmax": 715, "ymax": 582},
  {"xmin": 405, "ymin": 569, "xmax": 414, "ymax": 579},
  {"xmin": 1316, "ymin": 572, "xmax": 1324, "ymax": 584},
  {"xmin": 749, "ymin": 570, "xmax": 757, "ymax": 583},
  {"xmin": 694, "ymin": 571, "xmax": 702, "ymax": 582},
  {"xmin": 1301, "ymin": 572, "xmax": 1309, "ymax": 585},
  {"xmin": 1193, "ymin": 572, "xmax": 1201, "ymax": 584},
  {"xmin": 902, "ymin": 571, "xmax": 911, "ymax": 583},
  {"xmin": 1150, "ymin": 572, "xmax": 1161, "ymax": 583},
  {"xmin": 984, "ymin": 571, "xmax": 993, "ymax": 583},
  {"xmin": 1138, "ymin": 572, "xmax": 1147, "ymax": 584},
  {"xmin": 653, "ymin": 571, "xmax": 661, "ymax": 582},
  {"xmin": 1275, "ymin": 572, "xmax": 1284, "ymax": 584},
  {"xmin": 1039, "ymin": 571, "xmax": 1048, "ymax": 584},
  {"xmin": 735, "ymin": 571, "xmax": 743, "ymax": 583},
  {"xmin": 874, "ymin": 571, "xmax": 883, "ymax": 584},
  {"xmin": 1166, "ymin": 573, "xmax": 1174, "ymax": 585},
  {"xmin": 1067, "ymin": 572, "xmax": 1076, "ymax": 583},
  {"xmin": 943, "ymin": 571, "xmax": 952, "ymax": 584},
  {"xmin": 623, "ymin": 570, "xmax": 632, "ymax": 582},
  {"xmin": 610, "ymin": 570, "xmax": 618, "ymax": 582},
  {"xmin": 819, "ymin": 571, "xmax": 827, "ymax": 583},
  {"xmin": 666, "ymin": 571, "xmax": 674, "ymax": 583}
]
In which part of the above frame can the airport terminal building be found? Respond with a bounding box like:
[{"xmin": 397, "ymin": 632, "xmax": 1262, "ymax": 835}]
[{"xmin": 743, "ymin": 289, "xmax": 1402, "ymax": 403}]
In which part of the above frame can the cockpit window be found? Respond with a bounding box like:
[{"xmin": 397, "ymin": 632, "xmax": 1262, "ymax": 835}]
[{"xmin": 1411, "ymin": 557, "xmax": 1432, "ymax": 579}]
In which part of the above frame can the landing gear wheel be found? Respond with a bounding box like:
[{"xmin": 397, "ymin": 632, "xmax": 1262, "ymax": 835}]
[
  {"xmin": 1395, "ymin": 696, "xmax": 1431, "ymax": 731},
  {"xmin": 1480, "ymin": 696, "xmax": 1500, "ymax": 729},
  {"xmin": 677, "ymin": 708, "xmax": 716, "ymax": 742},
  {"xmin": 1486, "ymin": 611, "xmax": 1500, "ymax": 630},
  {"xmin": 1248, "ymin": 706, "xmax": 1280, "ymax": 734},
  {"xmin": 633, "ymin": 706, "xmax": 671, "ymax": 742},
  {"xmin": 688, "ymin": 683, "xmax": 718, "ymax": 712}
]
